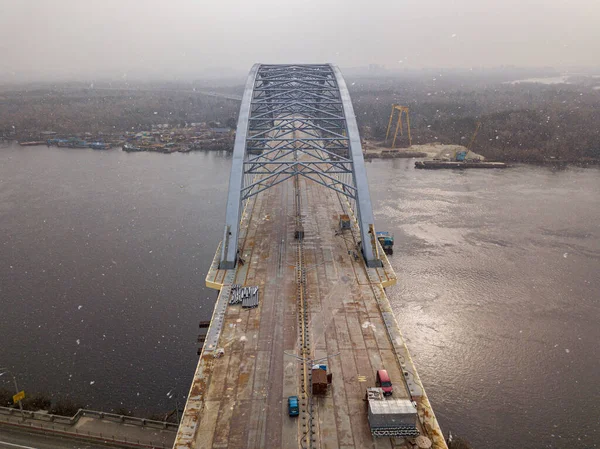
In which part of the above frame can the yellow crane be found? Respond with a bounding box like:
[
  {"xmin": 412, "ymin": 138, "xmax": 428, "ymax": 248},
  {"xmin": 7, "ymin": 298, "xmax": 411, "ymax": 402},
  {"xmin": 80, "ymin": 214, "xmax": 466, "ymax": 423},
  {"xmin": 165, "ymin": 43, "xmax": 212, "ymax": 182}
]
[
  {"xmin": 467, "ymin": 121, "xmax": 481, "ymax": 152},
  {"xmin": 454, "ymin": 122, "xmax": 482, "ymax": 161},
  {"xmin": 385, "ymin": 104, "xmax": 412, "ymax": 148}
]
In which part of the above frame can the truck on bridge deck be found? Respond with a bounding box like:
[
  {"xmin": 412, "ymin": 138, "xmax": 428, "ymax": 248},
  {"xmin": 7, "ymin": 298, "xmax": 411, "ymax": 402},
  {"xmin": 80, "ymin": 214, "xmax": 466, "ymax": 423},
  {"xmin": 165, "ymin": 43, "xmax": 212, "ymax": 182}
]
[
  {"xmin": 376, "ymin": 231, "xmax": 395, "ymax": 255},
  {"xmin": 366, "ymin": 387, "xmax": 420, "ymax": 438}
]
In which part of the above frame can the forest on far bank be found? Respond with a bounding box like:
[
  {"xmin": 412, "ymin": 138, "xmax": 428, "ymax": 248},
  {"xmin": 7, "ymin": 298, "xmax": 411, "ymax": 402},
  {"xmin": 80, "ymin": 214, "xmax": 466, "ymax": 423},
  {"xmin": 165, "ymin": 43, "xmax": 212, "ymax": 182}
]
[
  {"xmin": 349, "ymin": 73, "xmax": 600, "ymax": 162},
  {"xmin": 1, "ymin": 71, "xmax": 599, "ymax": 163}
]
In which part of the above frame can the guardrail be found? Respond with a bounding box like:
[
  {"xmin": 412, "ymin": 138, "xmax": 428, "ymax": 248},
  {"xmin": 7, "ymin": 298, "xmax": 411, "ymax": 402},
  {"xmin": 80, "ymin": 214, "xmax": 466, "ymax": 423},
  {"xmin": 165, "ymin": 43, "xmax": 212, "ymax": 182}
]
[
  {"xmin": 0, "ymin": 405, "xmax": 179, "ymax": 431},
  {"xmin": 0, "ymin": 415, "xmax": 170, "ymax": 448}
]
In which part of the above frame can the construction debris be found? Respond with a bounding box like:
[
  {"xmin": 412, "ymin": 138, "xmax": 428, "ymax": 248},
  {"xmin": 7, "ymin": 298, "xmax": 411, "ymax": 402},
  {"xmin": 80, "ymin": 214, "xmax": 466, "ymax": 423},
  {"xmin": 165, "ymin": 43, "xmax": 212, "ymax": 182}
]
[{"xmin": 229, "ymin": 285, "xmax": 259, "ymax": 308}]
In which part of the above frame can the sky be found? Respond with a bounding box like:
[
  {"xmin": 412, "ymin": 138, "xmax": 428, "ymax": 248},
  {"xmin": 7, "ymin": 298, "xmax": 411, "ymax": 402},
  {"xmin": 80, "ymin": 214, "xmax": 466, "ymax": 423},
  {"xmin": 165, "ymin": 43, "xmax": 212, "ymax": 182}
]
[{"xmin": 1, "ymin": 0, "xmax": 599, "ymax": 81}]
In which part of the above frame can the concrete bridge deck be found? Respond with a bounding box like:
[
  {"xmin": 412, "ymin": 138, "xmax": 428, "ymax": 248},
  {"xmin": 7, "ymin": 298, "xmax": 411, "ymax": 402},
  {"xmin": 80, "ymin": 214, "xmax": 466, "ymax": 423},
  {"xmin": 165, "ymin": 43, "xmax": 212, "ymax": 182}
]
[{"xmin": 174, "ymin": 173, "xmax": 446, "ymax": 449}]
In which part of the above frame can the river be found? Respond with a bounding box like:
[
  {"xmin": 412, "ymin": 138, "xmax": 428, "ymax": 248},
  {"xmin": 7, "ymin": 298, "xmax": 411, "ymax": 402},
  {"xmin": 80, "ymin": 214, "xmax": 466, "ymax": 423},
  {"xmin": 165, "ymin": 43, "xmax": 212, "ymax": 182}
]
[{"xmin": 1, "ymin": 143, "xmax": 598, "ymax": 448}]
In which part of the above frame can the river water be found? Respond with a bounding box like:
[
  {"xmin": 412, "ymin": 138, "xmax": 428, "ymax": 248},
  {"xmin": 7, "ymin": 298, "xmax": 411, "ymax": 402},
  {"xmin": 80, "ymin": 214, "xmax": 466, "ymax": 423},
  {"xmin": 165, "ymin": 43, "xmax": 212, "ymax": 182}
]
[{"xmin": 0, "ymin": 143, "xmax": 598, "ymax": 448}]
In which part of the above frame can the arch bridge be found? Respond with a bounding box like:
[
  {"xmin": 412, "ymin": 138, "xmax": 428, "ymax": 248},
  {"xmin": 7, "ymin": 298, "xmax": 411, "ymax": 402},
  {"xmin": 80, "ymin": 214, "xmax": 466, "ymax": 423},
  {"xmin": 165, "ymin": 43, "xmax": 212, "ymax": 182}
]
[
  {"xmin": 180, "ymin": 64, "xmax": 447, "ymax": 449},
  {"xmin": 219, "ymin": 63, "xmax": 382, "ymax": 269}
]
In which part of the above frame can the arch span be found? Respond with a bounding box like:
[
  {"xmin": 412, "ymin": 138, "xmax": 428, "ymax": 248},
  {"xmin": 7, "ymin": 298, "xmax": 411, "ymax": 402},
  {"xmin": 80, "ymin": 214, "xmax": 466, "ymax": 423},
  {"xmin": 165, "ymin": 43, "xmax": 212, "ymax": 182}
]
[{"xmin": 219, "ymin": 64, "xmax": 382, "ymax": 269}]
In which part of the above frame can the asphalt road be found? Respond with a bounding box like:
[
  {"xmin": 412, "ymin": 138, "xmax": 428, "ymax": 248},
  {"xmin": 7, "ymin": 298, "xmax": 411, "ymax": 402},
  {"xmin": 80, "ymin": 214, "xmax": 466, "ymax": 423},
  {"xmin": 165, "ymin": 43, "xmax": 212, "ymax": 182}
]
[{"xmin": 0, "ymin": 427, "xmax": 122, "ymax": 449}]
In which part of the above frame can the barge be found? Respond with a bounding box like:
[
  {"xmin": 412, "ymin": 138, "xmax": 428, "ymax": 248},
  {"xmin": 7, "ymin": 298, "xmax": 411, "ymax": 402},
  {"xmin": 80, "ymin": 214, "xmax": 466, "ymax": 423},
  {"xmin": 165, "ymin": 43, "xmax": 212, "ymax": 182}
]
[
  {"xmin": 18, "ymin": 141, "xmax": 46, "ymax": 146},
  {"xmin": 89, "ymin": 142, "xmax": 111, "ymax": 150},
  {"xmin": 122, "ymin": 143, "xmax": 145, "ymax": 152},
  {"xmin": 415, "ymin": 160, "xmax": 507, "ymax": 169}
]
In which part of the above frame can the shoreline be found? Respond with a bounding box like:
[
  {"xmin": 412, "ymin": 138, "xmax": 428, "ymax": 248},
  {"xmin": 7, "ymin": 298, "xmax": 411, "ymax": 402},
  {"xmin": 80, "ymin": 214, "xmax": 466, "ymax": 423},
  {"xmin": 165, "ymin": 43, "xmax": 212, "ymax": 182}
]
[
  {"xmin": 3, "ymin": 139, "xmax": 233, "ymax": 153},
  {"xmin": 5, "ymin": 139, "xmax": 599, "ymax": 166},
  {"xmin": 361, "ymin": 142, "xmax": 600, "ymax": 166},
  {"xmin": 0, "ymin": 389, "xmax": 180, "ymax": 424}
]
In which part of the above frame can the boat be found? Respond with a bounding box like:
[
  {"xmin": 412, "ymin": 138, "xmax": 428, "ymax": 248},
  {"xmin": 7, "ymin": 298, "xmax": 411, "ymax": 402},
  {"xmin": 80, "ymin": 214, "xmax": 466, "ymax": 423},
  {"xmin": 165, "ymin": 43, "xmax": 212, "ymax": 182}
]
[
  {"xmin": 89, "ymin": 142, "xmax": 111, "ymax": 150},
  {"xmin": 161, "ymin": 143, "xmax": 180, "ymax": 153},
  {"xmin": 56, "ymin": 139, "xmax": 88, "ymax": 148},
  {"xmin": 122, "ymin": 143, "xmax": 145, "ymax": 152},
  {"xmin": 415, "ymin": 160, "xmax": 507, "ymax": 169},
  {"xmin": 19, "ymin": 141, "xmax": 46, "ymax": 146}
]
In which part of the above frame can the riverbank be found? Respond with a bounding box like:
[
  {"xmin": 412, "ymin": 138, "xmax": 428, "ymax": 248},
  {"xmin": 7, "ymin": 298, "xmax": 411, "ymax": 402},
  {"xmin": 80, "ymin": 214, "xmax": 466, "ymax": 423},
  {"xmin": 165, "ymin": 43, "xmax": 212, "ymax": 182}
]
[
  {"xmin": 0, "ymin": 404, "xmax": 177, "ymax": 448},
  {"xmin": 4, "ymin": 124, "xmax": 235, "ymax": 153},
  {"xmin": 0, "ymin": 389, "xmax": 180, "ymax": 423},
  {"xmin": 362, "ymin": 141, "xmax": 600, "ymax": 166},
  {"xmin": 8, "ymin": 137, "xmax": 598, "ymax": 165},
  {"xmin": 363, "ymin": 141, "xmax": 485, "ymax": 160}
]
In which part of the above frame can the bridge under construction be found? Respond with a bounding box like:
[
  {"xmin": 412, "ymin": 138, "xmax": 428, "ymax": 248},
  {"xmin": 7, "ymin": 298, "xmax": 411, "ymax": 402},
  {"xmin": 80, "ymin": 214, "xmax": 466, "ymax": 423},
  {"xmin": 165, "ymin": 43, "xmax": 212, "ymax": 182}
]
[{"xmin": 174, "ymin": 64, "xmax": 447, "ymax": 449}]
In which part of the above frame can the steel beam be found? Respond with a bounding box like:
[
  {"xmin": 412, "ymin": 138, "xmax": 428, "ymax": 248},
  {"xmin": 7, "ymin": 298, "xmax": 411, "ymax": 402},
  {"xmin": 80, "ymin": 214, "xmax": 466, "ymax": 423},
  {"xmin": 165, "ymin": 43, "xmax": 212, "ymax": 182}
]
[
  {"xmin": 219, "ymin": 64, "xmax": 382, "ymax": 269},
  {"xmin": 219, "ymin": 64, "xmax": 260, "ymax": 269},
  {"xmin": 330, "ymin": 64, "xmax": 381, "ymax": 267}
]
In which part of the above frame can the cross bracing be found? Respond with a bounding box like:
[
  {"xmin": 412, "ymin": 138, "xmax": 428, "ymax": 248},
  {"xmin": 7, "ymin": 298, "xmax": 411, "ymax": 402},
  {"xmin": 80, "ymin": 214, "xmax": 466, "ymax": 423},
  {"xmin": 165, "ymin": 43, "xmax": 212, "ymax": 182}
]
[{"xmin": 219, "ymin": 64, "xmax": 382, "ymax": 269}]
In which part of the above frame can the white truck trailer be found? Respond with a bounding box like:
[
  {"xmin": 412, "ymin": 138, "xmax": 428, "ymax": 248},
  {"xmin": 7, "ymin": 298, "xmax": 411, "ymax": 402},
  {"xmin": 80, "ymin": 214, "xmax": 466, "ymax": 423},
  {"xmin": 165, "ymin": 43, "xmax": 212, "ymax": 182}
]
[{"xmin": 366, "ymin": 387, "xmax": 420, "ymax": 438}]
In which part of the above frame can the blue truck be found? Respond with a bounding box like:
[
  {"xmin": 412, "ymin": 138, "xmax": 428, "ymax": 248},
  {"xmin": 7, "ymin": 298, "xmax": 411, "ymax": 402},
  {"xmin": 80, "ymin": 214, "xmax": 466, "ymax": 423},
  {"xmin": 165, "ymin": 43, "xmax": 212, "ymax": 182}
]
[
  {"xmin": 288, "ymin": 396, "xmax": 299, "ymax": 417},
  {"xmin": 376, "ymin": 232, "xmax": 394, "ymax": 255}
]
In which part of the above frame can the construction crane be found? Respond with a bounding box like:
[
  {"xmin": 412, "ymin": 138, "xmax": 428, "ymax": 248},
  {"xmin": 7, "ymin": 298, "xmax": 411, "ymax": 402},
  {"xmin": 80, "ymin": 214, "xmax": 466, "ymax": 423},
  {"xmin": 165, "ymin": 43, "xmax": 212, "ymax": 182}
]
[
  {"xmin": 456, "ymin": 121, "xmax": 481, "ymax": 161},
  {"xmin": 385, "ymin": 104, "xmax": 411, "ymax": 148},
  {"xmin": 467, "ymin": 121, "xmax": 481, "ymax": 152}
]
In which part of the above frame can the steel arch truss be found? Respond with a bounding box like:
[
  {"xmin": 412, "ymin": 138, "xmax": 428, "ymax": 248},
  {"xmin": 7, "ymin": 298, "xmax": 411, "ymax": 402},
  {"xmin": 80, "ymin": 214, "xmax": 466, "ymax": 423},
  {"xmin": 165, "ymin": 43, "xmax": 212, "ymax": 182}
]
[{"xmin": 219, "ymin": 64, "xmax": 382, "ymax": 269}]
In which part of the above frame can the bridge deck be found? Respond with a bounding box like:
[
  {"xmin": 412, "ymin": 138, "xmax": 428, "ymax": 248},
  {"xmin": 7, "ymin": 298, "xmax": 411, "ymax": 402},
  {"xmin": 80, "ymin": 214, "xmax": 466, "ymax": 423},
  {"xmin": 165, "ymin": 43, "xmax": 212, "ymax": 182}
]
[{"xmin": 175, "ymin": 172, "xmax": 446, "ymax": 448}]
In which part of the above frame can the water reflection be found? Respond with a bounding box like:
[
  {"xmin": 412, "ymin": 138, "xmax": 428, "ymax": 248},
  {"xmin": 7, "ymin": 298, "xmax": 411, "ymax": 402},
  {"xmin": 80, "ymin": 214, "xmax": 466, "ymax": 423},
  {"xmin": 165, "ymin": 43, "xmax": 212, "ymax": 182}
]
[{"xmin": 1, "ymin": 145, "xmax": 598, "ymax": 448}]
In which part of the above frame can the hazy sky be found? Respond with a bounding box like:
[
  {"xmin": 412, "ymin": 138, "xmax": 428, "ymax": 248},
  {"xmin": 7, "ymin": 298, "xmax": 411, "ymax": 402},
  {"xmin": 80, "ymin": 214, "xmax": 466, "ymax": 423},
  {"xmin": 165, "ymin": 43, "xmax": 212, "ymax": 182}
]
[{"xmin": 1, "ymin": 0, "xmax": 599, "ymax": 80}]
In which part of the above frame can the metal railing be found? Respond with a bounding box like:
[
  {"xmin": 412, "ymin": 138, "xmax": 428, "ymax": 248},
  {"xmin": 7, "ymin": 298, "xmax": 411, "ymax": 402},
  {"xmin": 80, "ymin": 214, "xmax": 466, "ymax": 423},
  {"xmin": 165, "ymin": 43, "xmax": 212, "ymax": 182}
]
[
  {"xmin": 0, "ymin": 405, "xmax": 178, "ymax": 430},
  {"xmin": 0, "ymin": 405, "xmax": 179, "ymax": 447}
]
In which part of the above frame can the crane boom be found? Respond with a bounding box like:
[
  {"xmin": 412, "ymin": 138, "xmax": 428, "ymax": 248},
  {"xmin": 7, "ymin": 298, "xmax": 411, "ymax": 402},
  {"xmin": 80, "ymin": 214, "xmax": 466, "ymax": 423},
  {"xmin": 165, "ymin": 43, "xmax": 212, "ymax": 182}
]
[
  {"xmin": 385, "ymin": 104, "xmax": 411, "ymax": 148},
  {"xmin": 467, "ymin": 122, "xmax": 481, "ymax": 152}
]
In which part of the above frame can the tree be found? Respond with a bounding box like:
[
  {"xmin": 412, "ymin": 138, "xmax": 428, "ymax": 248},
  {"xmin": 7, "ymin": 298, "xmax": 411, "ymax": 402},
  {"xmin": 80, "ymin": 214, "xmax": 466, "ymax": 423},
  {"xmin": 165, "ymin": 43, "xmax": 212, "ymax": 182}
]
[
  {"xmin": 226, "ymin": 117, "xmax": 237, "ymax": 129},
  {"xmin": 0, "ymin": 389, "xmax": 12, "ymax": 407},
  {"xmin": 50, "ymin": 399, "xmax": 82, "ymax": 416},
  {"xmin": 22, "ymin": 393, "xmax": 52, "ymax": 411}
]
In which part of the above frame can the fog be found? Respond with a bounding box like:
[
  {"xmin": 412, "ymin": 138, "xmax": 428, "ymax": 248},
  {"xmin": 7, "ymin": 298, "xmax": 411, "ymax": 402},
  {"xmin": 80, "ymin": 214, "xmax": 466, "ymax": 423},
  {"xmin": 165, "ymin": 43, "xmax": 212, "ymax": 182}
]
[{"xmin": 1, "ymin": 0, "xmax": 599, "ymax": 81}]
